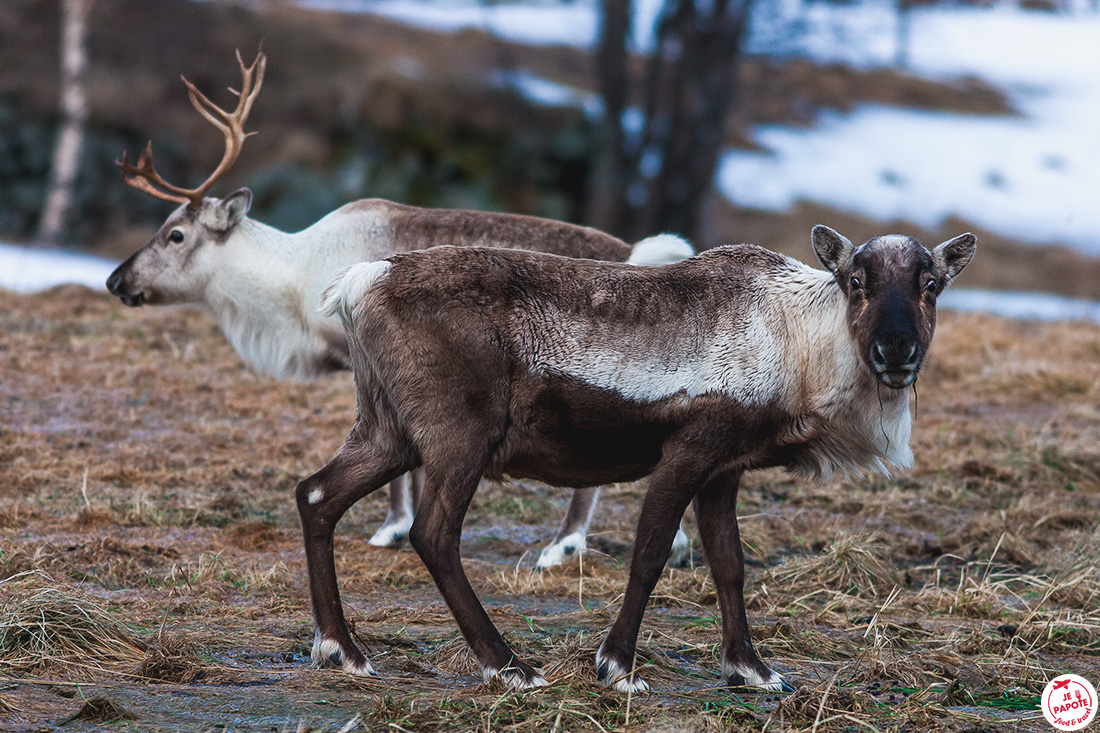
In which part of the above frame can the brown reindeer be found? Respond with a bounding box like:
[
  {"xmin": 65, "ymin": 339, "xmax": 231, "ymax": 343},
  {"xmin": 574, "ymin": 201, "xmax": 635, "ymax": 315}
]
[
  {"xmin": 106, "ymin": 49, "xmax": 694, "ymax": 568},
  {"xmin": 300, "ymin": 225, "xmax": 975, "ymax": 692}
]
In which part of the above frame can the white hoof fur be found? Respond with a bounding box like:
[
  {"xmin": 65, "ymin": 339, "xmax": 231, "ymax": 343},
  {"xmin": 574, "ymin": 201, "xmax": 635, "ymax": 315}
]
[
  {"xmin": 596, "ymin": 646, "xmax": 650, "ymax": 693},
  {"xmin": 481, "ymin": 665, "xmax": 550, "ymax": 690},
  {"xmin": 368, "ymin": 516, "xmax": 413, "ymax": 547},
  {"xmin": 668, "ymin": 526, "xmax": 691, "ymax": 568},
  {"xmin": 723, "ymin": 660, "xmax": 788, "ymax": 691},
  {"xmin": 312, "ymin": 634, "xmax": 377, "ymax": 677},
  {"xmin": 536, "ymin": 530, "xmax": 586, "ymax": 569}
]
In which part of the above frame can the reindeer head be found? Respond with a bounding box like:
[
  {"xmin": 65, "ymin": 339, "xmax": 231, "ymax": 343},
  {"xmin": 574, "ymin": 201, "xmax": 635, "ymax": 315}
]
[
  {"xmin": 106, "ymin": 190, "xmax": 252, "ymax": 305},
  {"xmin": 107, "ymin": 50, "xmax": 264, "ymax": 307},
  {"xmin": 812, "ymin": 225, "xmax": 976, "ymax": 389}
]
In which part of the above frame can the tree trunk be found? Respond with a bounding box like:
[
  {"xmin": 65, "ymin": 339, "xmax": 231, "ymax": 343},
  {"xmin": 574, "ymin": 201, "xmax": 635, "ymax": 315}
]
[
  {"xmin": 36, "ymin": 0, "xmax": 91, "ymax": 247},
  {"xmin": 587, "ymin": 0, "xmax": 754, "ymax": 247},
  {"xmin": 585, "ymin": 0, "xmax": 633, "ymax": 234}
]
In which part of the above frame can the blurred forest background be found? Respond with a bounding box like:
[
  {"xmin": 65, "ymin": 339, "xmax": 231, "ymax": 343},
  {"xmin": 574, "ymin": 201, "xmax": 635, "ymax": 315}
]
[{"xmin": 3, "ymin": 0, "xmax": 1100, "ymax": 297}]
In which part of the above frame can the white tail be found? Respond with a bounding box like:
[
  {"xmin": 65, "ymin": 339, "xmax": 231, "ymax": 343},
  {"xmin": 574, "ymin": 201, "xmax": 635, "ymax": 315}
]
[
  {"xmin": 318, "ymin": 261, "xmax": 391, "ymax": 324},
  {"xmin": 627, "ymin": 234, "xmax": 695, "ymax": 266}
]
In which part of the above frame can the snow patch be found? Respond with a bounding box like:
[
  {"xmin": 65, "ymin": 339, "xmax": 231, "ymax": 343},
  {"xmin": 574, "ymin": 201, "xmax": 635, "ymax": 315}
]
[
  {"xmin": 0, "ymin": 243, "xmax": 117, "ymax": 294},
  {"xmin": 940, "ymin": 288, "xmax": 1100, "ymax": 325}
]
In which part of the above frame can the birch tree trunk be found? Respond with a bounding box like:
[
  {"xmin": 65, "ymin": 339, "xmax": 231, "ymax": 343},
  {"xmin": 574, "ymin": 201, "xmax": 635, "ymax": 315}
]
[{"xmin": 36, "ymin": 0, "xmax": 91, "ymax": 247}]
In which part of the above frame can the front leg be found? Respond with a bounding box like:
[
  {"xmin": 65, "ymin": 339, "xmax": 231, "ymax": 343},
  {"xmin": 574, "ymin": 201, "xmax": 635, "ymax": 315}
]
[
  {"xmin": 410, "ymin": 463, "xmax": 547, "ymax": 690},
  {"xmin": 695, "ymin": 471, "xmax": 793, "ymax": 692},
  {"xmin": 597, "ymin": 455, "xmax": 704, "ymax": 693}
]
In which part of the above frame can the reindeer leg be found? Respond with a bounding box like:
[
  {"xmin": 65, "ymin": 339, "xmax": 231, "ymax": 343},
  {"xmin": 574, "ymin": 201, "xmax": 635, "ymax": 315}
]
[
  {"xmin": 536, "ymin": 486, "xmax": 599, "ymax": 569},
  {"xmin": 597, "ymin": 455, "xmax": 703, "ymax": 693},
  {"xmin": 667, "ymin": 518, "xmax": 692, "ymax": 568},
  {"xmin": 694, "ymin": 471, "xmax": 793, "ymax": 692},
  {"xmin": 409, "ymin": 465, "xmax": 425, "ymax": 510},
  {"xmin": 536, "ymin": 488, "xmax": 691, "ymax": 570},
  {"xmin": 296, "ymin": 421, "xmax": 414, "ymax": 676},
  {"xmin": 410, "ymin": 461, "xmax": 547, "ymax": 690},
  {"xmin": 368, "ymin": 472, "xmax": 415, "ymax": 547}
]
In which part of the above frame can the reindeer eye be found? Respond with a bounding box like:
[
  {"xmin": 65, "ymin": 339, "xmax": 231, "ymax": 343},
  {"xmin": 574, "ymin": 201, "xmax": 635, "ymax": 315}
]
[
  {"xmin": 849, "ymin": 276, "xmax": 862, "ymax": 291},
  {"xmin": 168, "ymin": 229, "xmax": 185, "ymax": 244},
  {"xmin": 925, "ymin": 279, "xmax": 938, "ymax": 294}
]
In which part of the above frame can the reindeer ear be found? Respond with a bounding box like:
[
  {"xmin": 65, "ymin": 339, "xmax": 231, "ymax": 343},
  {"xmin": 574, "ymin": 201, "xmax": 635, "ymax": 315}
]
[
  {"xmin": 932, "ymin": 233, "xmax": 976, "ymax": 286},
  {"xmin": 811, "ymin": 225, "xmax": 855, "ymax": 275},
  {"xmin": 200, "ymin": 188, "xmax": 252, "ymax": 233}
]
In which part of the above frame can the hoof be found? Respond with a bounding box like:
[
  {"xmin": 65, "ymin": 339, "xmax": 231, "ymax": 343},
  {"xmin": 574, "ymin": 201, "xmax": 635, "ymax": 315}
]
[
  {"xmin": 312, "ymin": 635, "xmax": 377, "ymax": 677},
  {"xmin": 536, "ymin": 530, "xmax": 585, "ymax": 569},
  {"xmin": 368, "ymin": 518, "xmax": 413, "ymax": 548},
  {"xmin": 723, "ymin": 661, "xmax": 792, "ymax": 692},
  {"xmin": 667, "ymin": 527, "xmax": 691, "ymax": 568},
  {"xmin": 483, "ymin": 663, "xmax": 549, "ymax": 691},
  {"xmin": 596, "ymin": 645, "xmax": 649, "ymax": 694}
]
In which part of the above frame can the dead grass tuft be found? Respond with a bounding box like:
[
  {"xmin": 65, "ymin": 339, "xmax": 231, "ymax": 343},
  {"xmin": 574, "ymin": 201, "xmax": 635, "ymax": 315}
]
[
  {"xmin": 72, "ymin": 507, "xmax": 119, "ymax": 529},
  {"xmin": 773, "ymin": 678, "xmax": 876, "ymax": 729},
  {"xmin": 140, "ymin": 631, "xmax": 205, "ymax": 683},
  {"xmin": 225, "ymin": 520, "xmax": 280, "ymax": 551},
  {"xmin": 59, "ymin": 695, "xmax": 138, "ymax": 724},
  {"xmin": 756, "ymin": 620, "xmax": 853, "ymax": 662},
  {"xmin": 422, "ymin": 633, "xmax": 479, "ymax": 678},
  {"xmin": 537, "ymin": 631, "xmax": 601, "ymax": 685},
  {"xmin": 770, "ymin": 531, "xmax": 898, "ymax": 599},
  {"xmin": 0, "ymin": 503, "xmax": 44, "ymax": 529},
  {"xmin": 0, "ymin": 573, "xmax": 147, "ymax": 674}
]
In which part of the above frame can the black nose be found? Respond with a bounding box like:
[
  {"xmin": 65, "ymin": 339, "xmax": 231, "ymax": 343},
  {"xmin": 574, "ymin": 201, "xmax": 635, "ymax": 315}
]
[
  {"xmin": 106, "ymin": 268, "xmax": 123, "ymax": 295},
  {"xmin": 871, "ymin": 337, "xmax": 918, "ymax": 370}
]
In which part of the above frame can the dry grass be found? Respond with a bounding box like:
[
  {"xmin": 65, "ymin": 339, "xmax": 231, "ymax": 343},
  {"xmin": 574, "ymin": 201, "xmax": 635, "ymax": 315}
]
[
  {"xmin": 140, "ymin": 631, "xmax": 205, "ymax": 683},
  {"xmin": 1, "ymin": 287, "xmax": 1098, "ymax": 730},
  {"xmin": 59, "ymin": 696, "xmax": 139, "ymax": 724},
  {"xmin": 769, "ymin": 531, "xmax": 899, "ymax": 600},
  {"xmin": 0, "ymin": 573, "xmax": 147, "ymax": 676}
]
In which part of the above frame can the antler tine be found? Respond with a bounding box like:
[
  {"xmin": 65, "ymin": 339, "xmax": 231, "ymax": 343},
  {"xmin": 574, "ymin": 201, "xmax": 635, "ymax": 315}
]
[
  {"xmin": 179, "ymin": 48, "xmax": 267, "ymax": 206},
  {"xmin": 235, "ymin": 48, "xmax": 266, "ymax": 124},
  {"xmin": 181, "ymin": 49, "xmax": 265, "ymax": 134},
  {"xmin": 117, "ymin": 48, "xmax": 266, "ymax": 210},
  {"xmin": 116, "ymin": 142, "xmax": 191, "ymax": 205}
]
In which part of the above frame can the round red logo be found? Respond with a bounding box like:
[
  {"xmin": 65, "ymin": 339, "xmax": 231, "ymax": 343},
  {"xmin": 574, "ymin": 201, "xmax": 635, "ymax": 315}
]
[{"xmin": 1042, "ymin": 675, "xmax": 1097, "ymax": 731}]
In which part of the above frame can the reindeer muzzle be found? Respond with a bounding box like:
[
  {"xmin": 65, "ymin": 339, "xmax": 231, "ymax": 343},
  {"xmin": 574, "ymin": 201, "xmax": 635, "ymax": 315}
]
[
  {"xmin": 869, "ymin": 337, "xmax": 920, "ymax": 389},
  {"xmin": 106, "ymin": 268, "xmax": 146, "ymax": 307}
]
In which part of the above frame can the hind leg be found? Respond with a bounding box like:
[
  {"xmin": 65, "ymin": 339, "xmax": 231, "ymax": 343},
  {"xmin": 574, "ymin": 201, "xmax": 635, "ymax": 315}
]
[
  {"xmin": 667, "ymin": 519, "xmax": 692, "ymax": 568},
  {"xmin": 537, "ymin": 487, "xmax": 692, "ymax": 570},
  {"xmin": 296, "ymin": 420, "xmax": 415, "ymax": 675},
  {"xmin": 536, "ymin": 486, "xmax": 599, "ymax": 569},
  {"xmin": 368, "ymin": 472, "xmax": 415, "ymax": 547}
]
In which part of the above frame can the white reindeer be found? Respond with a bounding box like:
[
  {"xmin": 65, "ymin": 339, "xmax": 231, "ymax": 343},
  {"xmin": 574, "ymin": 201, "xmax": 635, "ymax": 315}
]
[{"xmin": 107, "ymin": 50, "xmax": 694, "ymax": 567}]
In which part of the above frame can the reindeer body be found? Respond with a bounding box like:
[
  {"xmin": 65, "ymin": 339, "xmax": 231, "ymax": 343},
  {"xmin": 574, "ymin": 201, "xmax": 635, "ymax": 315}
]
[
  {"xmin": 112, "ymin": 197, "xmax": 638, "ymax": 379},
  {"xmin": 337, "ymin": 245, "xmax": 913, "ymax": 484},
  {"xmin": 301, "ymin": 228, "xmax": 975, "ymax": 692}
]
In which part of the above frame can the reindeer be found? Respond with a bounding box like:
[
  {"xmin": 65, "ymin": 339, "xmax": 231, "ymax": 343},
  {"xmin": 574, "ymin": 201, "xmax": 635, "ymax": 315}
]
[
  {"xmin": 300, "ymin": 226, "xmax": 976, "ymax": 692},
  {"xmin": 106, "ymin": 50, "xmax": 694, "ymax": 568}
]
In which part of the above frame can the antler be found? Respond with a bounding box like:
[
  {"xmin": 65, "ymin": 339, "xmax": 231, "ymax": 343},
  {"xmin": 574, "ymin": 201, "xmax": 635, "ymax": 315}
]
[{"xmin": 117, "ymin": 48, "xmax": 266, "ymax": 209}]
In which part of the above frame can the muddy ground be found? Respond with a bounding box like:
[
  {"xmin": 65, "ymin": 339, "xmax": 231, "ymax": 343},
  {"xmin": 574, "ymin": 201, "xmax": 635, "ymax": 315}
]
[{"xmin": 0, "ymin": 280, "xmax": 1098, "ymax": 732}]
